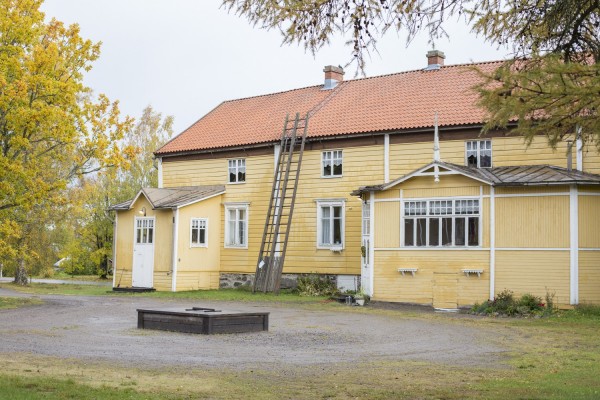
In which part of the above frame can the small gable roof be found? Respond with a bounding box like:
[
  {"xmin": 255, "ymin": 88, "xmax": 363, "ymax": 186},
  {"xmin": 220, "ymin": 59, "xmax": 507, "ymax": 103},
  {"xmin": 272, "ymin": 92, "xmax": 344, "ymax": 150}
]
[
  {"xmin": 110, "ymin": 185, "xmax": 225, "ymax": 211},
  {"xmin": 352, "ymin": 162, "xmax": 600, "ymax": 196},
  {"xmin": 156, "ymin": 61, "xmax": 504, "ymax": 156}
]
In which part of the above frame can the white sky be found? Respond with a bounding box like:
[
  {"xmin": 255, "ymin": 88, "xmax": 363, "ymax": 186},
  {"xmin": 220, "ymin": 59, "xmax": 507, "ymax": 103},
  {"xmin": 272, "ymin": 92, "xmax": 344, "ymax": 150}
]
[{"xmin": 41, "ymin": 0, "xmax": 510, "ymax": 135}]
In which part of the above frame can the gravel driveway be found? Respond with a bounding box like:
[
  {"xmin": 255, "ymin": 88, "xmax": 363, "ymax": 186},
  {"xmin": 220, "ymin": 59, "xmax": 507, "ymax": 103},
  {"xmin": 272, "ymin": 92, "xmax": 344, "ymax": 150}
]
[{"xmin": 0, "ymin": 288, "xmax": 506, "ymax": 370}]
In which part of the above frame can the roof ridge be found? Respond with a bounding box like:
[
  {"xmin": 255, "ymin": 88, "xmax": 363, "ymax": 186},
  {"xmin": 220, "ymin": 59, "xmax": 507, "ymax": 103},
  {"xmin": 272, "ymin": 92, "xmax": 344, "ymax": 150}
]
[{"xmin": 214, "ymin": 59, "xmax": 508, "ymax": 106}]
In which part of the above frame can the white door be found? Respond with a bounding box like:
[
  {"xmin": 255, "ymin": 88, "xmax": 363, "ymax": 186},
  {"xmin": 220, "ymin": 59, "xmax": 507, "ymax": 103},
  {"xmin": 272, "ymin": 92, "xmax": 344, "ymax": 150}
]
[
  {"xmin": 361, "ymin": 203, "xmax": 371, "ymax": 294},
  {"xmin": 132, "ymin": 217, "xmax": 155, "ymax": 288}
]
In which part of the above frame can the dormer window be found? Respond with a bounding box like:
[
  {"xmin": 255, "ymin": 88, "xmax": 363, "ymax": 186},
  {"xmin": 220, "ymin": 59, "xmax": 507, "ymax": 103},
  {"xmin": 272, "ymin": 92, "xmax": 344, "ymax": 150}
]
[{"xmin": 466, "ymin": 140, "xmax": 492, "ymax": 168}]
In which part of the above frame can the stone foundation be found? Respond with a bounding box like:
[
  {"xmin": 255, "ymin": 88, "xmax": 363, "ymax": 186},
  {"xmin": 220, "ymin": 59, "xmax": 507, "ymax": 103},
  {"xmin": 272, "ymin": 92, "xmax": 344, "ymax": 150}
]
[{"xmin": 219, "ymin": 273, "xmax": 360, "ymax": 290}]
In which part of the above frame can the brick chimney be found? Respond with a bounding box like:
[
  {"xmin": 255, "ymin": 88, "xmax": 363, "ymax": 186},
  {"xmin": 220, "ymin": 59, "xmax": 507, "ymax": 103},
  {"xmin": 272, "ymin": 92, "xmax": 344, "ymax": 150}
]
[
  {"xmin": 323, "ymin": 65, "xmax": 344, "ymax": 89},
  {"xmin": 425, "ymin": 50, "xmax": 445, "ymax": 70}
]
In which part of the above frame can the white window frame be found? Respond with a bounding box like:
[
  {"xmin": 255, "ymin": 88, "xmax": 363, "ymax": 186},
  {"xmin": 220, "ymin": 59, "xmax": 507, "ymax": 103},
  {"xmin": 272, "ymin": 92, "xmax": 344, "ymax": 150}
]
[
  {"xmin": 224, "ymin": 203, "xmax": 249, "ymax": 249},
  {"xmin": 316, "ymin": 200, "xmax": 345, "ymax": 249},
  {"xmin": 465, "ymin": 140, "xmax": 492, "ymax": 168},
  {"xmin": 401, "ymin": 198, "xmax": 481, "ymax": 248},
  {"xmin": 321, "ymin": 150, "xmax": 343, "ymax": 178},
  {"xmin": 228, "ymin": 158, "xmax": 246, "ymax": 184},
  {"xmin": 190, "ymin": 218, "xmax": 208, "ymax": 248}
]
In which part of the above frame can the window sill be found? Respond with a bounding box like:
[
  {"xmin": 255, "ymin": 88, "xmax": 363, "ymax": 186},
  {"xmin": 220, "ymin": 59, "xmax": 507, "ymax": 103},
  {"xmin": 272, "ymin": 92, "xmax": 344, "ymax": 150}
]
[
  {"xmin": 317, "ymin": 245, "xmax": 344, "ymax": 251},
  {"xmin": 224, "ymin": 244, "xmax": 248, "ymax": 250},
  {"xmin": 227, "ymin": 181, "xmax": 246, "ymax": 185},
  {"xmin": 320, "ymin": 175, "xmax": 343, "ymax": 179},
  {"xmin": 190, "ymin": 244, "xmax": 208, "ymax": 248}
]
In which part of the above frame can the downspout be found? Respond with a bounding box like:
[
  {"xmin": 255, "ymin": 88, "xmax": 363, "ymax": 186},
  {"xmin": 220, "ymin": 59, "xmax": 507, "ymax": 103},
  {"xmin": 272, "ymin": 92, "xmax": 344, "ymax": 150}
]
[
  {"xmin": 112, "ymin": 212, "xmax": 118, "ymax": 288},
  {"xmin": 171, "ymin": 208, "xmax": 180, "ymax": 292},
  {"xmin": 384, "ymin": 134, "xmax": 390, "ymax": 183},
  {"xmin": 569, "ymin": 184, "xmax": 579, "ymax": 305},
  {"xmin": 489, "ymin": 186, "xmax": 495, "ymax": 300}
]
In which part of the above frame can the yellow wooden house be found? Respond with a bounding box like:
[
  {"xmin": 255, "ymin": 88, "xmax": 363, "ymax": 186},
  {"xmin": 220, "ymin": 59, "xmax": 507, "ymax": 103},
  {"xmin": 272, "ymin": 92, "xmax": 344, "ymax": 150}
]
[{"xmin": 111, "ymin": 51, "xmax": 600, "ymax": 308}]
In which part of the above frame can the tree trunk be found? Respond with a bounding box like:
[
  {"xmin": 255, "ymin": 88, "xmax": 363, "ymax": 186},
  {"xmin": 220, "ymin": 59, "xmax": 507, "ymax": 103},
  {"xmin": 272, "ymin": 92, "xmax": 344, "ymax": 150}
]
[{"xmin": 14, "ymin": 258, "xmax": 28, "ymax": 285}]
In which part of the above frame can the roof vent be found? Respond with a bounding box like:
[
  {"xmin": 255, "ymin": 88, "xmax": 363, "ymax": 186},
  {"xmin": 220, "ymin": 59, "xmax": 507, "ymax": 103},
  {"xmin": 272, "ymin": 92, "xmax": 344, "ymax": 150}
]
[
  {"xmin": 425, "ymin": 50, "xmax": 445, "ymax": 70},
  {"xmin": 323, "ymin": 65, "xmax": 344, "ymax": 89}
]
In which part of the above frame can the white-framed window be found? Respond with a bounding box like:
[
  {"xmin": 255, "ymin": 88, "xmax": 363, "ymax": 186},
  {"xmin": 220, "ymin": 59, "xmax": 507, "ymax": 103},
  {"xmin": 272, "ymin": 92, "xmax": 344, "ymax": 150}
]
[
  {"xmin": 322, "ymin": 150, "xmax": 343, "ymax": 177},
  {"xmin": 466, "ymin": 140, "xmax": 492, "ymax": 168},
  {"xmin": 225, "ymin": 204, "xmax": 248, "ymax": 248},
  {"xmin": 362, "ymin": 203, "xmax": 370, "ymax": 236},
  {"xmin": 317, "ymin": 200, "xmax": 345, "ymax": 249},
  {"xmin": 135, "ymin": 218, "xmax": 154, "ymax": 244},
  {"xmin": 190, "ymin": 218, "xmax": 208, "ymax": 247},
  {"xmin": 403, "ymin": 199, "xmax": 480, "ymax": 247},
  {"xmin": 228, "ymin": 159, "xmax": 246, "ymax": 183}
]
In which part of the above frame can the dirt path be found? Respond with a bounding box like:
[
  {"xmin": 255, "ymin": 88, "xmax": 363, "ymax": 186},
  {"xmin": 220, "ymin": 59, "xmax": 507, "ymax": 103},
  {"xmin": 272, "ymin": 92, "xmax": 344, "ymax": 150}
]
[{"xmin": 0, "ymin": 288, "xmax": 507, "ymax": 370}]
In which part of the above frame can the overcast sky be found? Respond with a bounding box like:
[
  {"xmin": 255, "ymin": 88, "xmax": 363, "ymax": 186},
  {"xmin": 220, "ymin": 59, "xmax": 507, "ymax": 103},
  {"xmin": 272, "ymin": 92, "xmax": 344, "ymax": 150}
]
[{"xmin": 41, "ymin": 1, "xmax": 510, "ymax": 135}]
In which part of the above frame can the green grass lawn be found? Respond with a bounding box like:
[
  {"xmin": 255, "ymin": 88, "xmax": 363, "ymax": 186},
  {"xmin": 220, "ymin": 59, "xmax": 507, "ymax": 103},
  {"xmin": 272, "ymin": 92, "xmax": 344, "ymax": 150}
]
[
  {"xmin": 34, "ymin": 271, "xmax": 113, "ymax": 281},
  {"xmin": 0, "ymin": 296, "xmax": 42, "ymax": 309},
  {"xmin": 0, "ymin": 281, "xmax": 331, "ymax": 304}
]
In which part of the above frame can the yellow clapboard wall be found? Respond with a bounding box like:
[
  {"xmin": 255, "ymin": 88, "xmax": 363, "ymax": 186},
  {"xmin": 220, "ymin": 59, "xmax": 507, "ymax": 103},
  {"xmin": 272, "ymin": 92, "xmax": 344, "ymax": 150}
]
[
  {"xmin": 579, "ymin": 251, "xmax": 600, "ymax": 304},
  {"xmin": 495, "ymin": 250, "xmax": 570, "ymax": 305},
  {"xmin": 495, "ymin": 195, "xmax": 570, "ymax": 248},
  {"xmin": 373, "ymin": 250, "xmax": 489, "ymax": 306},
  {"xmin": 114, "ymin": 196, "xmax": 173, "ymax": 291},
  {"xmin": 175, "ymin": 195, "xmax": 222, "ymax": 290}
]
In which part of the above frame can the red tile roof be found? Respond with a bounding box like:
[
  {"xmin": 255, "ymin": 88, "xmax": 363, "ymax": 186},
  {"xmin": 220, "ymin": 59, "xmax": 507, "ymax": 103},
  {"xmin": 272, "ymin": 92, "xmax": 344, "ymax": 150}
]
[{"xmin": 156, "ymin": 61, "xmax": 503, "ymax": 155}]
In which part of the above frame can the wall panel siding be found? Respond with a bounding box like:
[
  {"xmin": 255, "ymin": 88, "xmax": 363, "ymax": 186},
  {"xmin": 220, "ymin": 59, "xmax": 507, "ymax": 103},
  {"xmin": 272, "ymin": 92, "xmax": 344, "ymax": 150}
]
[
  {"xmin": 399, "ymin": 175, "xmax": 482, "ymax": 196},
  {"xmin": 373, "ymin": 250, "xmax": 489, "ymax": 306},
  {"xmin": 495, "ymin": 250, "xmax": 570, "ymax": 305},
  {"xmin": 197, "ymin": 145, "xmax": 385, "ymax": 275},
  {"xmin": 115, "ymin": 196, "xmax": 173, "ymax": 289},
  {"xmin": 579, "ymin": 251, "xmax": 600, "ymax": 304},
  {"xmin": 579, "ymin": 195, "xmax": 600, "ymax": 248},
  {"xmin": 175, "ymin": 195, "xmax": 222, "ymax": 290},
  {"xmin": 176, "ymin": 272, "xmax": 220, "ymax": 291},
  {"xmin": 582, "ymin": 144, "xmax": 600, "ymax": 174},
  {"xmin": 162, "ymin": 158, "xmax": 226, "ymax": 187},
  {"xmin": 495, "ymin": 196, "xmax": 570, "ymax": 248},
  {"xmin": 492, "ymin": 136, "xmax": 569, "ymax": 167},
  {"xmin": 282, "ymin": 145, "xmax": 383, "ymax": 275},
  {"xmin": 374, "ymin": 202, "xmax": 400, "ymax": 248}
]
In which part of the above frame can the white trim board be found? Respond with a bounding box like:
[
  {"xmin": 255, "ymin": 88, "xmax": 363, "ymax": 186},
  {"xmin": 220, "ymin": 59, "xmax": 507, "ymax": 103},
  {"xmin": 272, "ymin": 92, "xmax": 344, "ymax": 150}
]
[{"xmin": 171, "ymin": 209, "xmax": 179, "ymax": 292}]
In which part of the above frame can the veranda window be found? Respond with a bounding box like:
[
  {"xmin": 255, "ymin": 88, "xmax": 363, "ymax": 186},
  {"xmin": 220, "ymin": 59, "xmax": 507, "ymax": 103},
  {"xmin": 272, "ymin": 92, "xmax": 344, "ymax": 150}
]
[{"xmin": 403, "ymin": 199, "xmax": 479, "ymax": 247}]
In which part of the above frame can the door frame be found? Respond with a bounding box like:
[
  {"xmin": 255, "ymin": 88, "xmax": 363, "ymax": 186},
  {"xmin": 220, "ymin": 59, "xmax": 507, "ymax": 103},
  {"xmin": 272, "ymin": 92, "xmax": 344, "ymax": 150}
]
[
  {"xmin": 132, "ymin": 216, "xmax": 155, "ymax": 288},
  {"xmin": 361, "ymin": 201, "xmax": 371, "ymax": 295}
]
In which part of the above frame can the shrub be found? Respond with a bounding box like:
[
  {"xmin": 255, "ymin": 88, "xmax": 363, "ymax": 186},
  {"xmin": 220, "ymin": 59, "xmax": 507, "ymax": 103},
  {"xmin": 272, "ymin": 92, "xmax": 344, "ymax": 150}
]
[
  {"xmin": 297, "ymin": 273, "xmax": 338, "ymax": 297},
  {"xmin": 471, "ymin": 290, "xmax": 550, "ymax": 317}
]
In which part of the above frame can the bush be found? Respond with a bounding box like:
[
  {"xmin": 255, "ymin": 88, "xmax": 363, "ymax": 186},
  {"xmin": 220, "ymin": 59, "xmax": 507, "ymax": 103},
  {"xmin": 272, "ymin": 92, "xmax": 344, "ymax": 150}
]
[
  {"xmin": 471, "ymin": 290, "xmax": 550, "ymax": 317},
  {"xmin": 297, "ymin": 273, "xmax": 339, "ymax": 297}
]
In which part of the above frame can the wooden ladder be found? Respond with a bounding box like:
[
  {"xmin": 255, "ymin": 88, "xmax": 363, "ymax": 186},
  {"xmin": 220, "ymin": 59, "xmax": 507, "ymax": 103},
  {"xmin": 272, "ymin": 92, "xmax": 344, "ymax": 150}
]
[{"xmin": 254, "ymin": 113, "xmax": 309, "ymax": 293}]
